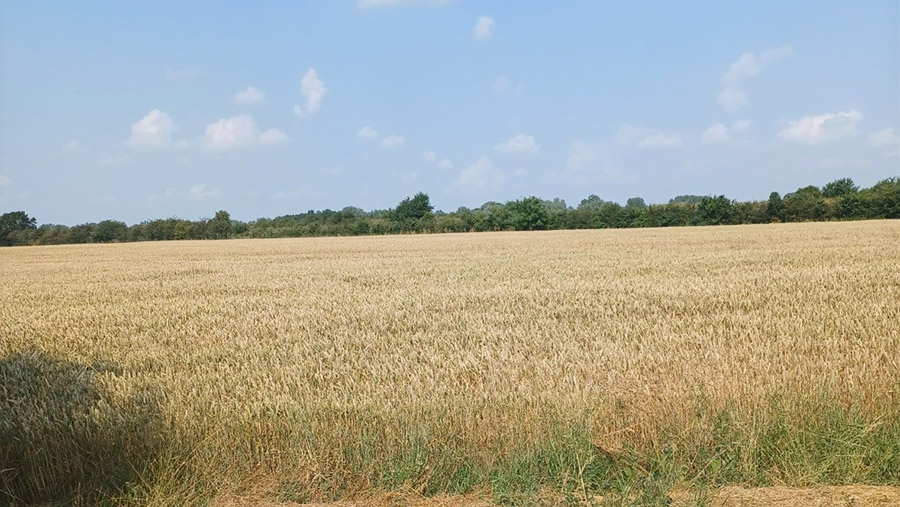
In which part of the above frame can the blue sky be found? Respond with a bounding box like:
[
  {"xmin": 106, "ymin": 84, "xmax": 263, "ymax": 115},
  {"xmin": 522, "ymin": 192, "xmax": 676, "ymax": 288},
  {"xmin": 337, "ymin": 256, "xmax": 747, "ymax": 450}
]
[{"xmin": 1, "ymin": 1, "xmax": 898, "ymax": 225}]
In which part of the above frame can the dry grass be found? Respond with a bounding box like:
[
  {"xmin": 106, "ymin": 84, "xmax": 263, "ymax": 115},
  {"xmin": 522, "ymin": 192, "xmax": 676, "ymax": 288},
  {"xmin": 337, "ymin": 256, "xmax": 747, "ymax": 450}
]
[{"xmin": 2, "ymin": 221, "xmax": 899, "ymax": 504}]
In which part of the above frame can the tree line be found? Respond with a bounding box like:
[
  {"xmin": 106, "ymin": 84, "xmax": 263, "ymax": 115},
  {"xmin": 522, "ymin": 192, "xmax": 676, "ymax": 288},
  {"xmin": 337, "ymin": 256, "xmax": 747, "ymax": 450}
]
[{"xmin": 1, "ymin": 176, "xmax": 898, "ymax": 247}]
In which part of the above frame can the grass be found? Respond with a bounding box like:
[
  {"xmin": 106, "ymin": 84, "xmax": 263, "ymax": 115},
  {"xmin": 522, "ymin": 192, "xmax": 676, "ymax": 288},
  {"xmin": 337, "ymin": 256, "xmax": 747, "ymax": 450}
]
[{"xmin": 1, "ymin": 220, "xmax": 899, "ymax": 505}]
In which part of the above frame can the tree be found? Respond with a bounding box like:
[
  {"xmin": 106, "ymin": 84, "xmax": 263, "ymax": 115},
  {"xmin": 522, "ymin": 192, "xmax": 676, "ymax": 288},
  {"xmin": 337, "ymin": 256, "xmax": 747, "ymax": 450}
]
[
  {"xmin": 625, "ymin": 197, "xmax": 647, "ymax": 209},
  {"xmin": 822, "ymin": 178, "xmax": 859, "ymax": 198},
  {"xmin": 93, "ymin": 220, "xmax": 127, "ymax": 243},
  {"xmin": 669, "ymin": 195, "xmax": 704, "ymax": 204},
  {"xmin": 507, "ymin": 197, "xmax": 550, "ymax": 230},
  {"xmin": 578, "ymin": 194, "xmax": 607, "ymax": 210},
  {"xmin": 698, "ymin": 195, "xmax": 734, "ymax": 225},
  {"xmin": 784, "ymin": 186, "xmax": 823, "ymax": 221},
  {"xmin": 392, "ymin": 192, "xmax": 433, "ymax": 231},
  {"xmin": 209, "ymin": 210, "xmax": 233, "ymax": 239},
  {"xmin": 766, "ymin": 192, "xmax": 783, "ymax": 222},
  {"xmin": 0, "ymin": 211, "xmax": 37, "ymax": 246}
]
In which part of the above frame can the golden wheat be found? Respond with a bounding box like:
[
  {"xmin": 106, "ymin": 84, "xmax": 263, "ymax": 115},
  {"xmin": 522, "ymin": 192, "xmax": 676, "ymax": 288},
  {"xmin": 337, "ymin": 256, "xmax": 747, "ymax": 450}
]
[{"xmin": 2, "ymin": 220, "xmax": 899, "ymax": 503}]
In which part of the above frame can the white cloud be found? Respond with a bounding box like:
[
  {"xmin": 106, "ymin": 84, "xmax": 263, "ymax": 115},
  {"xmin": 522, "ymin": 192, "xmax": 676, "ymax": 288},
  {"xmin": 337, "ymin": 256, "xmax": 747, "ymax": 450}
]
[
  {"xmin": 718, "ymin": 45, "xmax": 792, "ymax": 110},
  {"xmin": 232, "ymin": 86, "xmax": 264, "ymax": 105},
  {"xmin": 700, "ymin": 120, "xmax": 751, "ymax": 145},
  {"xmin": 721, "ymin": 46, "xmax": 792, "ymax": 85},
  {"xmin": 357, "ymin": 126, "xmax": 379, "ymax": 139},
  {"xmin": 203, "ymin": 115, "xmax": 287, "ymax": 152},
  {"xmin": 777, "ymin": 109, "xmax": 863, "ymax": 145},
  {"xmin": 473, "ymin": 16, "xmax": 494, "ymax": 40},
  {"xmin": 188, "ymin": 184, "xmax": 222, "ymax": 201},
  {"xmin": 423, "ymin": 150, "xmax": 438, "ymax": 163},
  {"xmin": 513, "ymin": 167, "xmax": 528, "ymax": 177},
  {"xmin": 166, "ymin": 68, "xmax": 201, "ymax": 81},
  {"xmin": 868, "ymin": 128, "xmax": 900, "ymax": 147},
  {"xmin": 544, "ymin": 139, "xmax": 622, "ymax": 184},
  {"xmin": 731, "ymin": 119, "xmax": 752, "ymax": 133},
  {"xmin": 717, "ymin": 89, "xmax": 748, "ymax": 111},
  {"xmin": 380, "ymin": 134, "xmax": 406, "ymax": 148},
  {"xmin": 437, "ymin": 158, "xmax": 453, "ymax": 170},
  {"xmin": 259, "ymin": 128, "xmax": 288, "ymax": 146},
  {"xmin": 127, "ymin": 109, "xmax": 177, "ymax": 150},
  {"xmin": 615, "ymin": 125, "xmax": 682, "ymax": 149},
  {"xmin": 0, "ymin": 175, "xmax": 12, "ymax": 187},
  {"xmin": 494, "ymin": 133, "xmax": 540, "ymax": 154},
  {"xmin": 148, "ymin": 187, "xmax": 179, "ymax": 203},
  {"xmin": 452, "ymin": 156, "xmax": 504, "ymax": 192},
  {"xmin": 294, "ymin": 69, "xmax": 326, "ymax": 118},
  {"xmin": 700, "ymin": 123, "xmax": 730, "ymax": 145}
]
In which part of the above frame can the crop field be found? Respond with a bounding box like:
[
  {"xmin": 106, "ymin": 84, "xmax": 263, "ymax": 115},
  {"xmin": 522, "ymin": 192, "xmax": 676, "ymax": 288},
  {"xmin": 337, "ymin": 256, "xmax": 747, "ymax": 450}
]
[{"xmin": 2, "ymin": 220, "xmax": 900, "ymax": 505}]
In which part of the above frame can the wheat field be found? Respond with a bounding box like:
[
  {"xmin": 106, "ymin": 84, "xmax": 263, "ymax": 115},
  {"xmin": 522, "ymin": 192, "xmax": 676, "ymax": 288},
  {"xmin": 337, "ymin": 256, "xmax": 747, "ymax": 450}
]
[{"xmin": 2, "ymin": 221, "xmax": 900, "ymax": 505}]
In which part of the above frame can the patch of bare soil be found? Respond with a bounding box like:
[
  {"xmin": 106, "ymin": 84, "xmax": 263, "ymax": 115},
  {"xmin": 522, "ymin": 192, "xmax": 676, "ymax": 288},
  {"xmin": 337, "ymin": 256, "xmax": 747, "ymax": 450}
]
[
  {"xmin": 213, "ymin": 485, "xmax": 900, "ymax": 506},
  {"xmin": 676, "ymin": 485, "xmax": 900, "ymax": 506}
]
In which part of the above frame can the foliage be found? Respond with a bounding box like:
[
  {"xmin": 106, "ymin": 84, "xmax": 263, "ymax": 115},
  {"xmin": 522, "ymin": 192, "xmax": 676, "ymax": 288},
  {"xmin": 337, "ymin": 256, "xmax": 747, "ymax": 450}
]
[
  {"xmin": 507, "ymin": 196, "xmax": 550, "ymax": 230},
  {"xmin": 2, "ymin": 176, "xmax": 899, "ymax": 247},
  {"xmin": 669, "ymin": 194, "xmax": 705, "ymax": 204},
  {"xmin": 822, "ymin": 177, "xmax": 859, "ymax": 198},
  {"xmin": 625, "ymin": 197, "xmax": 647, "ymax": 209},
  {"xmin": 0, "ymin": 211, "xmax": 36, "ymax": 246}
]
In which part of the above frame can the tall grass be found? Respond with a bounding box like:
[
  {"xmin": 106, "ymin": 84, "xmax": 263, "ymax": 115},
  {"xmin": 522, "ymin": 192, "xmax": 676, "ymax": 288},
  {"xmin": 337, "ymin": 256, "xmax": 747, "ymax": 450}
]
[{"xmin": 1, "ymin": 221, "xmax": 899, "ymax": 504}]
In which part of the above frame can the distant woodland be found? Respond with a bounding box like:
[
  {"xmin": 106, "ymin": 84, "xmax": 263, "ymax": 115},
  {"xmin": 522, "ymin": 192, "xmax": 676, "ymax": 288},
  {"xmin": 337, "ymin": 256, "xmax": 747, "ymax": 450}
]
[{"xmin": 2, "ymin": 176, "xmax": 898, "ymax": 246}]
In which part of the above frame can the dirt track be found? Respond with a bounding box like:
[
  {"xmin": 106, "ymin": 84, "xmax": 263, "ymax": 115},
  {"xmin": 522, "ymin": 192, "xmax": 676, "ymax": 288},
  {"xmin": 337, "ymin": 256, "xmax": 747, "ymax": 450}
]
[{"xmin": 213, "ymin": 485, "xmax": 900, "ymax": 506}]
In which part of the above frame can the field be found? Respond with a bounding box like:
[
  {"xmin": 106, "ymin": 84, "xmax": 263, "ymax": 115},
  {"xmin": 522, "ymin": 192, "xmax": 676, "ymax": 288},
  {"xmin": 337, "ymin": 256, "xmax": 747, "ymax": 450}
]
[{"xmin": 2, "ymin": 221, "xmax": 900, "ymax": 505}]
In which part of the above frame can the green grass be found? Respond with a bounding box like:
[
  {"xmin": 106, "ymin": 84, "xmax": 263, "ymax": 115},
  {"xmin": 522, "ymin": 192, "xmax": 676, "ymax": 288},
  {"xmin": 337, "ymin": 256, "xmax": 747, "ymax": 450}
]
[{"xmin": 2, "ymin": 349, "xmax": 898, "ymax": 505}]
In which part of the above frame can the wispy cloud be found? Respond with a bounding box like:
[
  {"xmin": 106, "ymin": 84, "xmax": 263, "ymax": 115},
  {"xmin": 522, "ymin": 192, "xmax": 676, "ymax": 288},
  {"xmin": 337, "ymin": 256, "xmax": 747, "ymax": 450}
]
[
  {"xmin": 127, "ymin": 109, "xmax": 177, "ymax": 150},
  {"xmin": 614, "ymin": 125, "xmax": 682, "ymax": 149},
  {"xmin": 380, "ymin": 134, "xmax": 406, "ymax": 148},
  {"xmin": 232, "ymin": 86, "xmax": 264, "ymax": 105},
  {"xmin": 777, "ymin": 109, "xmax": 862, "ymax": 145},
  {"xmin": 203, "ymin": 115, "xmax": 287, "ymax": 152},
  {"xmin": 494, "ymin": 134, "xmax": 540, "ymax": 155},
  {"xmin": 357, "ymin": 126, "xmax": 380, "ymax": 139},
  {"xmin": 718, "ymin": 45, "xmax": 792, "ymax": 110},
  {"xmin": 188, "ymin": 184, "xmax": 222, "ymax": 201},
  {"xmin": 451, "ymin": 156, "xmax": 504, "ymax": 192},
  {"xmin": 700, "ymin": 120, "xmax": 752, "ymax": 145},
  {"xmin": 294, "ymin": 69, "xmax": 326, "ymax": 118},
  {"xmin": 473, "ymin": 16, "xmax": 494, "ymax": 40}
]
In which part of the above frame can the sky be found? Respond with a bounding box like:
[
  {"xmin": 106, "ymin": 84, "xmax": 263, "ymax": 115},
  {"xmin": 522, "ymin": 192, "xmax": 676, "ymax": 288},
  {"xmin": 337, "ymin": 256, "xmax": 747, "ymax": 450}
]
[{"xmin": 1, "ymin": 1, "xmax": 898, "ymax": 225}]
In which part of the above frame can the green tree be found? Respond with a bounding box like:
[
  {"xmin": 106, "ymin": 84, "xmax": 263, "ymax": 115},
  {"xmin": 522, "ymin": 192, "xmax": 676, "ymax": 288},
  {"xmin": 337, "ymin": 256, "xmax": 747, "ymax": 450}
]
[
  {"xmin": 625, "ymin": 197, "xmax": 647, "ymax": 209},
  {"xmin": 0, "ymin": 211, "xmax": 37, "ymax": 246},
  {"xmin": 669, "ymin": 195, "xmax": 705, "ymax": 204},
  {"xmin": 392, "ymin": 192, "xmax": 434, "ymax": 231},
  {"xmin": 766, "ymin": 192, "xmax": 783, "ymax": 222},
  {"xmin": 507, "ymin": 197, "xmax": 550, "ymax": 230},
  {"xmin": 783, "ymin": 186, "xmax": 823, "ymax": 221},
  {"xmin": 698, "ymin": 195, "xmax": 734, "ymax": 225},
  {"xmin": 578, "ymin": 194, "xmax": 607, "ymax": 210},
  {"xmin": 822, "ymin": 177, "xmax": 859, "ymax": 198},
  {"xmin": 93, "ymin": 220, "xmax": 128, "ymax": 242},
  {"xmin": 209, "ymin": 210, "xmax": 233, "ymax": 239}
]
